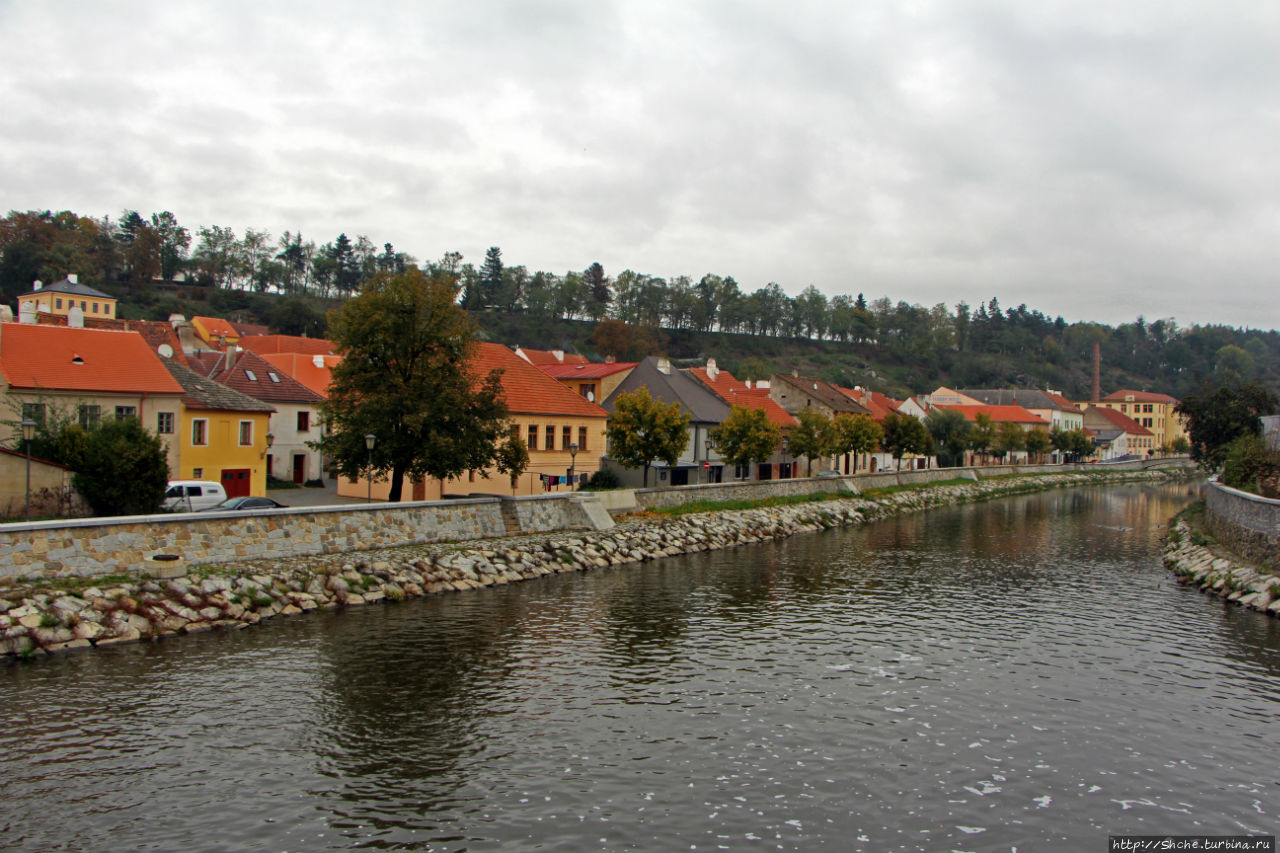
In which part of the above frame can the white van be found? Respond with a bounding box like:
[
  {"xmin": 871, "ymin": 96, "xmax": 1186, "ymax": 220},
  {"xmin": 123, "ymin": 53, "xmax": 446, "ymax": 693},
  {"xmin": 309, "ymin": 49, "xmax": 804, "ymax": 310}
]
[{"xmin": 164, "ymin": 480, "xmax": 227, "ymax": 512}]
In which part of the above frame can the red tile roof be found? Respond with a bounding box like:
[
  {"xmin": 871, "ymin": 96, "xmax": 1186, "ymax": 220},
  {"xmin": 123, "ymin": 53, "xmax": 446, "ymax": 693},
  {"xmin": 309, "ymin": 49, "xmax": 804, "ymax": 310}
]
[
  {"xmin": 473, "ymin": 343, "xmax": 608, "ymax": 418},
  {"xmin": 937, "ymin": 404, "xmax": 1050, "ymax": 426},
  {"xmin": 193, "ymin": 315, "xmax": 238, "ymax": 342},
  {"xmin": 1086, "ymin": 405, "xmax": 1153, "ymax": 436},
  {"xmin": 0, "ymin": 322, "xmax": 184, "ymax": 394},
  {"xmin": 1044, "ymin": 391, "xmax": 1079, "ymax": 411},
  {"xmin": 687, "ymin": 368, "xmax": 798, "ymax": 428},
  {"xmin": 837, "ymin": 387, "xmax": 904, "ymax": 422},
  {"xmin": 258, "ymin": 352, "xmax": 340, "ymax": 397},
  {"xmin": 206, "ymin": 350, "xmax": 325, "ymax": 404},
  {"xmin": 515, "ymin": 347, "xmax": 589, "ymax": 365},
  {"xmin": 538, "ymin": 362, "xmax": 638, "ymax": 380},
  {"xmin": 239, "ymin": 334, "xmax": 337, "ymax": 356},
  {"xmin": 1101, "ymin": 389, "xmax": 1178, "ymax": 405}
]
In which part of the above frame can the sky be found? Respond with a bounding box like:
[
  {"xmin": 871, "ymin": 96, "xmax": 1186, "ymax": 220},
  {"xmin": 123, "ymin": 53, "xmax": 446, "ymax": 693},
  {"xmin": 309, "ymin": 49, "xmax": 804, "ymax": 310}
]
[{"xmin": 2, "ymin": 1, "xmax": 1278, "ymax": 330}]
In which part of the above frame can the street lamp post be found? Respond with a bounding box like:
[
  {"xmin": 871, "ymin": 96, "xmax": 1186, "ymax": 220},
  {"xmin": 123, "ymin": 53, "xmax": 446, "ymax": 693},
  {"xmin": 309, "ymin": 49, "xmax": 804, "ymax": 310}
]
[
  {"xmin": 705, "ymin": 438, "xmax": 713, "ymax": 484},
  {"xmin": 21, "ymin": 418, "xmax": 36, "ymax": 521},
  {"xmin": 364, "ymin": 433, "xmax": 376, "ymax": 502},
  {"xmin": 781, "ymin": 436, "xmax": 790, "ymax": 480},
  {"xmin": 568, "ymin": 442, "xmax": 578, "ymax": 491}
]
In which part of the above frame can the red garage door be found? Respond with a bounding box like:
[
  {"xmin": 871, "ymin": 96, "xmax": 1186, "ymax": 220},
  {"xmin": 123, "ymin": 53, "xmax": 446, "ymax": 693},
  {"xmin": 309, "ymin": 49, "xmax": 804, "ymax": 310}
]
[{"xmin": 221, "ymin": 468, "xmax": 251, "ymax": 498}]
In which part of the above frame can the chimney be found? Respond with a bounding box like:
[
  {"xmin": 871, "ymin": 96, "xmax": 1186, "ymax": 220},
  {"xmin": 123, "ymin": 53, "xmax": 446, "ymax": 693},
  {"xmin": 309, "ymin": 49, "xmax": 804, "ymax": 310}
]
[
  {"xmin": 68, "ymin": 305, "xmax": 85, "ymax": 328},
  {"xmin": 312, "ymin": 354, "xmax": 325, "ymax": 368},
  {"xmin": 18, "ymin": 302, "xmax": 37, "ymax": 323},
  {"xmin": 745, "ymin": 379, "xmax": 753, "ymax": 389},
  {"xmin": 706, "ymin": 358, "xmax": 718, "ymax": 381},
  {"xmin": 226, "ymin": 347, "xmax": 238, "ymax": 372},
  {"xmin": 656, "ymin": 357, "xmax": 672, "ymax": 375},
  {"xmin": 1091, "ymin": 341, "xmax": 1101, "ymax": 402},
  {"xmin": 0, "ymin": 305, "xmax": 11, "ymax": 323},
  {"xmin": 605, "ymin": 355, "xmax": 616, "ymax": 364},
  {"xmin": 32, "ymin": 280, "xmax": 42, "ymax": 291},
  {"xmin": 756, "ymin": 379, "xmax": 770, "ymax": 390},
  {"xmin": 67, "ymin": 273, "xmax": 78, "ymax": 284},
  {"xmin": 552, "ymin": 349, "xmax": 565, "ymax": 363}
]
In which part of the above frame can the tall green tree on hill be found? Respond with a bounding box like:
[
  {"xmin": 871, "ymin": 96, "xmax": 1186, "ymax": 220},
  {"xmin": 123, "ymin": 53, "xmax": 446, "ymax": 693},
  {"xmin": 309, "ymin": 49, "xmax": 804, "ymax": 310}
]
[
  {"xmin": 585, "ymin": 262, "xmax": 610, "ymax": 321},
  {"xmin": 319, "ymin": 267, "xmax": 511, "ymax": 502}
]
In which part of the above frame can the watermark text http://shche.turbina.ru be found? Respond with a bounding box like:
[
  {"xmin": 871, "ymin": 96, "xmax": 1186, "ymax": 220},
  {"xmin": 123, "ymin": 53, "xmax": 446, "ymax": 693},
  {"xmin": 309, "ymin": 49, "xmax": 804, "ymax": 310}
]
[{"xmin": 1109, "ymin": 837, "xmax": 1275, "ymax": 852}]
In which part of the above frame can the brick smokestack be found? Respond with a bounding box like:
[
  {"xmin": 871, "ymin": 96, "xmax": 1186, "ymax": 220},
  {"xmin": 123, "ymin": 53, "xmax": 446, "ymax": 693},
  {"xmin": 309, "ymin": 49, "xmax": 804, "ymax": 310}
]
[{"xmin": 1091, "ymin": 341, "xmax": 1101, "ymax": 402}]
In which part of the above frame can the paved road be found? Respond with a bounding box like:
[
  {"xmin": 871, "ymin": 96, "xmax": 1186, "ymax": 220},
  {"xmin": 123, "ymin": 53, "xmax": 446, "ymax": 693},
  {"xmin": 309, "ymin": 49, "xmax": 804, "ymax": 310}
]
[{"xmin": 267, "ymin": 481, "xmax": 371, "ymax": 508}]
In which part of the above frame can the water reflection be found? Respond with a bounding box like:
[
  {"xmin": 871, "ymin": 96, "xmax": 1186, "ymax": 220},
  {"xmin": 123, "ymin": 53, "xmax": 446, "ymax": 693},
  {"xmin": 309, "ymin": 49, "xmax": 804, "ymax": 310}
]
[{"xmin": 6, "ymin": 481, "xmax": 1279, "ymax": 851}]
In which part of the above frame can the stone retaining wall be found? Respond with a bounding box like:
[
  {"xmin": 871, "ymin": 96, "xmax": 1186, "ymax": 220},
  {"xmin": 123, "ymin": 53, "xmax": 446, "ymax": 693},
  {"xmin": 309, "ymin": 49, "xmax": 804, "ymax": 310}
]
[
  {"xmin": 1204, "ymin": 482, "xmax": 1280, "ymax": 571},
  {"xmin": 0, "ymin": 494, "xmax": 609, "ymax": 582},
  {"xmin": 1164, "ymin": 519, "xmax": 1280, "ymax": 616}
]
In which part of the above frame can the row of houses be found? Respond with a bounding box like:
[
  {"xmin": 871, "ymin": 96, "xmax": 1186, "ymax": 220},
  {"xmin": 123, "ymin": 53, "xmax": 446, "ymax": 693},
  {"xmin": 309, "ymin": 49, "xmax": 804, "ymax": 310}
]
[{"xmin": 1, "ymin": 276, "xmax": 1187, "ymax": 515}]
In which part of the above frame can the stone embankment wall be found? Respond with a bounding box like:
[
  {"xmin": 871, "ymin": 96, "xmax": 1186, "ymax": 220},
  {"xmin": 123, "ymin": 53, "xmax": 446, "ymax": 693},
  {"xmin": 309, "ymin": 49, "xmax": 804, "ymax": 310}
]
[
  {"xmin": 0, "ymin": 494, "xmax": 605, "ymax": 582},
  {"xmin": 1164, "ymin": 519, "xmax": 1280, "ymax": 617},
  {"xmin": 2, "ymin": 468, "xmax": 1182, "ymax": 658},
  {"xmin": 1203, "ymin": 482, "xmax": 1280, "ymax": 572}
]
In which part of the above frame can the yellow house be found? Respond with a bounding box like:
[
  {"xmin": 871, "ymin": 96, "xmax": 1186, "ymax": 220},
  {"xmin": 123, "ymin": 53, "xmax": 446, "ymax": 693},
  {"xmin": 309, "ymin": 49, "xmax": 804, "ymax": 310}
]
[
  {"xmin": 162, "ymin": 360, "xmax": 275, "ymax": 497},
  {"xmin": 1095, "ymin": 390, "xmax": 1186, "ymax": 451},
  {"xmin": 536, "ymin": 360, "xmax": 637, "ymax": 406},
  {"xmin": 191, "ymin": 315, "xmax": 240, "ymax": 350},
  {"xmin": 16, "ymin": 275, "xmax": 117, "ymax": 320}
]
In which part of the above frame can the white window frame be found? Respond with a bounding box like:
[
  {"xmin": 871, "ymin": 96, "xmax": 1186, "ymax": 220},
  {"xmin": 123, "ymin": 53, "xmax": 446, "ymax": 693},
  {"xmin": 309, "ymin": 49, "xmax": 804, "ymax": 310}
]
[
  {"xmin": 192, "ymin": 418, "xmax": 208, "ymax": 446},
  {"xmin": 238, "ymin": 420, "xmax": 253, "ymax": 447}
]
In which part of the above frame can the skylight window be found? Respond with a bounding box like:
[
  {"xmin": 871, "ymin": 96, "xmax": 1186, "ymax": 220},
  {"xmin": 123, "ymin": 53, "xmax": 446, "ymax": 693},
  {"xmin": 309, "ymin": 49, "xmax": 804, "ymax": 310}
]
[
  {"xmin": 268, "ymin": 372, "xmax": 280, "ymax": 382},
  {"xmin": 245, "ymin": 369, "xmax": 258, "ymax": 381}
]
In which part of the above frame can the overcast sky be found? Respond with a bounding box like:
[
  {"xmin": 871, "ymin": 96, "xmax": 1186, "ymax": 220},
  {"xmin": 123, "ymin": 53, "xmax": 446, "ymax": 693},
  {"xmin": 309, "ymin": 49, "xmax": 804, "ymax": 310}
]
[{"xmin": 2, "ymin": 1, "xmax": 1277, "ymax": 329}]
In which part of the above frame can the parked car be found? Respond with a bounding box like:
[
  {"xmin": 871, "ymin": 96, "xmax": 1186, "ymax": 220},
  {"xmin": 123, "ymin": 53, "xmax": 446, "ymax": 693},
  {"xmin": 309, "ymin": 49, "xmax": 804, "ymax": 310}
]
[
  {"xmin": 201, "ymin": 497, "xmax": 289, "ymax": 512},
  {"xmin": 164, "ymin": 480, "xmax": 228, "ymax": 512}
]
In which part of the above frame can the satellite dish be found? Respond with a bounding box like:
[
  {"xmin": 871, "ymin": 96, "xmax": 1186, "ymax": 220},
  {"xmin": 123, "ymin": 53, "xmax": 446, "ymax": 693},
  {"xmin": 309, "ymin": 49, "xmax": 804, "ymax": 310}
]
[
  {"xmin": 586, "ymin": 390, "xmax": 595, "ymax": 402},
  {"xmin": 158, "ymin": 343, "xmax": 174, "ymax": 358}
]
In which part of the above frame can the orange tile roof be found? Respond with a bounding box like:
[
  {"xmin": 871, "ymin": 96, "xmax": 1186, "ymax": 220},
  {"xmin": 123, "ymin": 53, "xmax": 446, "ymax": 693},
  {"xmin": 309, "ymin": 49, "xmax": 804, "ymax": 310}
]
[
  {"xmin": 1086, "ymin": 405, "xmax": 1153, "ymax": 436},
  {"xmin": 516, "ymin": 347, "xmax": 589, "ymax": 365},
  {"xmin": 1101, "ymin": 389, "xmax": 1179, "ymax": 405},
  {"xmin": 207, "ymin": 350, "xmax": 325, "ymax": 404},
  {"xmin": 259, "ymin": 352, "xmax": 340, "ymax": 397},
  {"xmin": 539, "ymin": 362, "xmax": 638, "ymax": 380},
  {"xmin": 1044, "ymin": 391, "xmax": 1079, "ymax": 411},
  {"xmin": 838, "ymin": 387, "xmax": 904, "ymax": 422},
  {"xmin": 193, "ymin": 315, "xmax": 238, "ymax": 342},
  {"xmin": 239, "ymin": 334, "xmax": 337, "ymax": 356},
  {"xmin": 0, "ymin": 322, "xmax": 184, "ymax": 394},
  {"xmin": 687, "ymin": 367, "xmax": 798, "ymax": 428},
  {"xmin": 473, "ymin": 343, "xmax": 608, "ymax": 418},
  {"xmin": 937, "ymin": 404, "xmax": 1050, "ymax": 426}
]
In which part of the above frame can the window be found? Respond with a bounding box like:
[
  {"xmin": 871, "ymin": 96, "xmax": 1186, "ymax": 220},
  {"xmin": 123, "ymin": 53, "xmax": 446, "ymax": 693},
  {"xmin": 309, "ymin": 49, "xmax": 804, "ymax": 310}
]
[
  {"xmin": 578, "ymin": 426, "xmax": 588, "ymax": 451},
  {"xmin": 21, "ymin": 402, "xmax": 45, "ymax": 427},
  {"xmin": 192, "ymin": 419, "xmax": 208, "ymax": 446},
  {"xmin": 55, "ymin": 298, "xmax": 62, "ymax": 310},
  {"xmin": 562, "ymin": 425, "xmax": 572, "ymax": 450},
  {"xmin": 192, "ymin": 468, "xmax": 203, "ymax": 478},
  {"xmin": 268, "ymin": 372, "xmax": 280, "ymax": 382},
  {"xmin": 115, "ymin": 405, "xmax": 137, "ymax": 419},
  {"xmin": 157, "ymin": 411, "xmax": 175, "ymax": 434},
  {"xmin": 545, "ymin": 425, "xmax": 554, "ymax": 450},
  {"xmin": 244, "ymin": 369, "xmax": 257, "ymax": 381},
  {"xmin": 80, "ymin": 301, "xmax": 87, "ymax": 310},
  {"xmin": 1143, "ymin": 404, "xmax": 1154, "ymax": 413},
  {"xmin": 580, "ymin": 383, "xmax": 596, "ymax": 399},
  {"xmin": 92, "ymin": 302, "xmax": 99, "ymax": 313},
  {"xmin": 104, "ymin": 304, "xmax": 112, "ymax": 316},
  {"xmin": 239, "ymin": 421, "xmax": 253, "ymax": 446},
  {"xmin": 78, "ymin": 404, "xmax": 100, "ymax": 429},
  {"xmin": 528, "ymin": 425, "xmax": 538, "ymax": 450},
  {"xmin": 297, "ymin": 411, "xmax": 311, "ymax": 432}
]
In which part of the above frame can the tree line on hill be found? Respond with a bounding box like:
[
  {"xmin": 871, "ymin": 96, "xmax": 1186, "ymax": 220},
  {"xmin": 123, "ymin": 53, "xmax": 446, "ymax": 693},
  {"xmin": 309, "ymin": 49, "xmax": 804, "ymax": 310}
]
[{"xmin": 4, "ymin": 208, "xmax": 1278, "ymax": 402}]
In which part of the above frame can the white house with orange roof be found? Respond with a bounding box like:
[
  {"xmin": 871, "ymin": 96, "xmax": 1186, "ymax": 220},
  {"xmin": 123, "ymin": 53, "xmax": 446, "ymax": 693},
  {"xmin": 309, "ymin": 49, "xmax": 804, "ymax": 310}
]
[
  {"xmin": 684, "ymin": 359, "xmax": 803, "ymax": 480},
  {"xmin": 0, "ymin": 319, "xmax": 186, "ymax": 475}
]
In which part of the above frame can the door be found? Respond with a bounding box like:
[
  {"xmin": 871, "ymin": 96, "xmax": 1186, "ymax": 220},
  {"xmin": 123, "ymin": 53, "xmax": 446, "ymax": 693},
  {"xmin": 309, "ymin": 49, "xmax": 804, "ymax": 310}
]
[
  {"xmin": 221, "ymin": 468, "xmax": 251, "ymax": 498},
  {"xmin": 293, "ymin": 454, "xmax": 306, "ymax": 484}
]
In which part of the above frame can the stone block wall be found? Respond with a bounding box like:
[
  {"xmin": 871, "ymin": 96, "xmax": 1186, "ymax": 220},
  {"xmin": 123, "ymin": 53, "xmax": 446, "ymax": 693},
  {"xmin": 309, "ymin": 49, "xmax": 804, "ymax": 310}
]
[{"xmin": 1205, "ymin": 482, "xmax": 1280, "ymax": 571}]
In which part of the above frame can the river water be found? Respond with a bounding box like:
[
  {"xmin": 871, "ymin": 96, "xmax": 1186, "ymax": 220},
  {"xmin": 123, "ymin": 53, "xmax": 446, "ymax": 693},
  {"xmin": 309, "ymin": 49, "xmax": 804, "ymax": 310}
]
[{"xmin": 3, "ymin": 482, "xmax": 1278, "ymax": 851}]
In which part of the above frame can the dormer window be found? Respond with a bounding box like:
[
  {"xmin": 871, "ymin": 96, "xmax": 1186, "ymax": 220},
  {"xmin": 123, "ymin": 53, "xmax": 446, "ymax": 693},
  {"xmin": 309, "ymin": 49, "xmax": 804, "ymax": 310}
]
[{"xmin": 72, "ymin": 354, "xmax": 84, "ymax": 365}]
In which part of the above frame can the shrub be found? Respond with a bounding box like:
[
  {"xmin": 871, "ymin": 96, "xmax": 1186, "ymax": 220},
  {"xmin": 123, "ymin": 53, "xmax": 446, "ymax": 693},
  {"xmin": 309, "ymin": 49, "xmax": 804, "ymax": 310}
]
[
  {"xmin": 580, "ymin": 468, "xmax": 621, "ymax": 491},
  {"xmin": 1220, "ymin": 434, "xmax": 1280, "ymax": 495},
  {"xmin": 72, "ymin": 417, "xmax": 169, "ymax": 516}
]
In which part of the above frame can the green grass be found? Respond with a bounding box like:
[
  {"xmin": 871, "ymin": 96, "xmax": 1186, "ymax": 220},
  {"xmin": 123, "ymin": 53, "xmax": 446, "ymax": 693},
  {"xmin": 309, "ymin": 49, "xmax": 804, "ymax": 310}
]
[
  {"xmin": 857, "ymin": 477, "xmax": 975, "ymax": 498},
  {"xmin": 653, "ymin": 491, "xmax": 845, "ymax": 517}
]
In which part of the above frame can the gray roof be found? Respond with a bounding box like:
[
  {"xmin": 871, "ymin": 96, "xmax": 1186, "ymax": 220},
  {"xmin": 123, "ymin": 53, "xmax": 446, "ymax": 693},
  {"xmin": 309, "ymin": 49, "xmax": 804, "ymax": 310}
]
[
  {"xmin": 163, "ymin": 360, "xmax": 277, "ymax": 414},
  {"xmin": 34, "ymin": 278, "xmax": 115, "ymax": 300},
  {"xmin": 602, "ymin": 357, "xmax": 730, "ymax": 423},
  {"xmin": 959, "ymin": 389, "xmax": 1066, "ymax": 411}
]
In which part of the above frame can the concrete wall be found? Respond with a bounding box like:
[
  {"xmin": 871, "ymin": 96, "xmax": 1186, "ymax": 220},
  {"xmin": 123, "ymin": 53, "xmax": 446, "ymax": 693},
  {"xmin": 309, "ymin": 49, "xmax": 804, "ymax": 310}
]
[
  {"xmin": 1205, "ymin": 481, "xmax": 1280, "ymax": 571},
  {"xmin": 0, "ymin": 492, "xmax": 611, "ymax": 581}
]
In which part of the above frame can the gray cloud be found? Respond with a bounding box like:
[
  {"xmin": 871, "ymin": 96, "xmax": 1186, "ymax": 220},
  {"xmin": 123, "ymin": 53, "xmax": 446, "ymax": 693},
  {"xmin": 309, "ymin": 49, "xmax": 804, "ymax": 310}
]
[{"xmin": 1, "ymin": 0, "xmax": 1277, "ymax": 328}]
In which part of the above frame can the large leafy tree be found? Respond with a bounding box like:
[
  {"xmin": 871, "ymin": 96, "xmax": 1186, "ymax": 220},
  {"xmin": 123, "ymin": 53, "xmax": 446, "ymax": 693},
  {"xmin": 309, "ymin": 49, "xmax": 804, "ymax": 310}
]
[
  {"xmin": 319, "ymin": 267, "xmax": 510, "ymax": 501},
  {"xmin": 606, "ymin": 387, "xmax": 691, "ymax": 487},
  {"xmin": 968, "ymin": 412, "xmax": 997, "ymax": 465},
  {"xmin": 993, "ymin": 420, "xmax": 1025, "ymax": 462},
  {"xmin": 73, "ymin": 416, "xmax": 169, "ymax": 516},
  {"xmin": 831, "ymin": 413, "xmax": 883, "ymax": 473},
  {"xmin": 925, "ymin": 408, "xmax": 971, "ymax": 467},
  {"xmin": 881, "ymin": 412, "xmax": 932, "ymax": 470},
  {"xmin": 1024, "ymin": 427, "xmax": 1052, "ymax": 463},
  {"xmin": 1175, "ymin": 381, "xmax": 1279, "ymax": 471},
  {"xmin": 789, "ymin": 408, "xmax": 835, "ymax": 476},
  {"xmin": 711, "ymin": 405, "xmax": 782, "ymax": 475}
]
